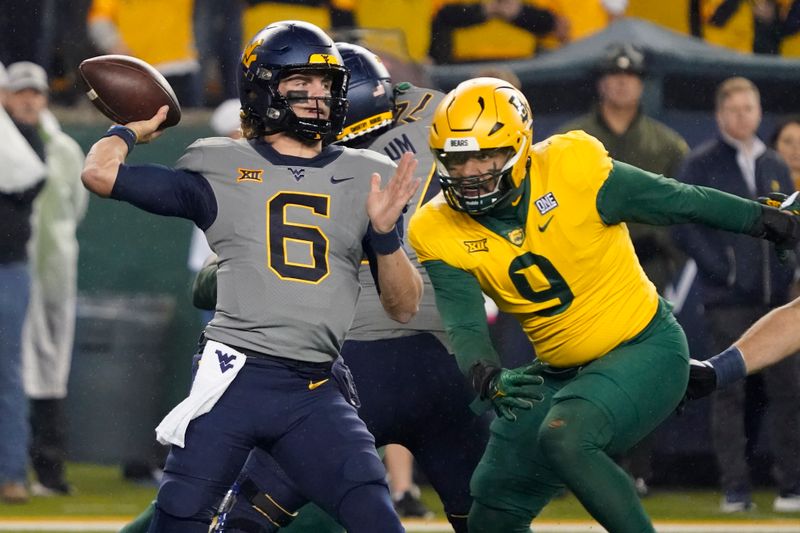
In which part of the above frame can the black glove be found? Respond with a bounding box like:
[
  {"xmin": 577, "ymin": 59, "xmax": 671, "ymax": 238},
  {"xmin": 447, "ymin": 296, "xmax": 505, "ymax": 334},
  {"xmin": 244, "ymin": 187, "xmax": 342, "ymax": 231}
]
[
  {"xmin": 684, "ymin": 358, "xmax": 718, "ymax": 400},
  {"xmin": 469, "ymin": 361, "xmax": 545, "ymax": 421},
  {"xmin": 758, "ymin": 191, "xmax": 800, "ymax": 215},
  {"xmin": 754, "ymin": 192, "xmax": 800, "ymax": 263}
]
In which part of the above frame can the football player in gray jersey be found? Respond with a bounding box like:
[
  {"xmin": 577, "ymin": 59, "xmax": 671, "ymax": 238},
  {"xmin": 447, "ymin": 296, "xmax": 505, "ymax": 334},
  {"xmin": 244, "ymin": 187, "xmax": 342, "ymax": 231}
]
[
  {"xmin": 186, "ymin": 43, "xmax": 491, "ymax": 533},
  {"xmin": 80, "ymin": 21, "xmax": 422, "ymax": 533}
]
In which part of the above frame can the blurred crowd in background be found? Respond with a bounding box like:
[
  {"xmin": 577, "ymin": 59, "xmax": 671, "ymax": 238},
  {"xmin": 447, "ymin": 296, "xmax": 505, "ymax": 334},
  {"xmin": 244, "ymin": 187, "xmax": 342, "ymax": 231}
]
[{"xmin": 1, "ymin": 0, "xmax": 800, "ymax": 108}]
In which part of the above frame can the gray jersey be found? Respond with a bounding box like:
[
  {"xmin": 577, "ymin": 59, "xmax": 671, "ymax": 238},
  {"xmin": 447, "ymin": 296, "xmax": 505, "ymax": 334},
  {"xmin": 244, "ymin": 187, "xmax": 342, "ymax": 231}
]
[
  {"xmin": 346, "ymin": 85, "xmax": 450, "ymax": 350},
  {"xmin": 177, "ymin": 137, "xmax": 396, "ymax": 363}
]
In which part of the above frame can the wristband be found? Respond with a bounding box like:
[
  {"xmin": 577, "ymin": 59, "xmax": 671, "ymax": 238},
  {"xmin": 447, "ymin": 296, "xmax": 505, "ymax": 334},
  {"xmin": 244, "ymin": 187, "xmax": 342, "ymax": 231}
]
[
  {"xmin": 103, "ymin": 125, "xmax": 137, "ymax": 154},
  {"xmin": 707, "ymin": 346, "xmax": 747, "ymax": 389},
  {"xmin": 467, "ymin": 361, "xmax": 503, "ymax": 399},
  {"xmin": 368, "ymin": 224, "xmax": 401, "ymax": 255}
]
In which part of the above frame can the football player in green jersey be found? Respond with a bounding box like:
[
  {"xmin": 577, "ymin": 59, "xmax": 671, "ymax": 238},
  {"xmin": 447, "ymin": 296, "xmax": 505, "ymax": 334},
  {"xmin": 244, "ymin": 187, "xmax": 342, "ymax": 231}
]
[{"xmin": 408, "ymin": 77, "xmax": 800, "ymax": 533}]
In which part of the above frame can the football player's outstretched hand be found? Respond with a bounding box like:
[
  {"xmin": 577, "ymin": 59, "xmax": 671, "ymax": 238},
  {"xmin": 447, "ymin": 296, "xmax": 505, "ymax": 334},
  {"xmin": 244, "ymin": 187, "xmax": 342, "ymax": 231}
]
[
  {"xmin": 755, "ymin": 191, "xmax": 800, "ymax": 263},
  {"xmin": 489, "ymin": 364, "xmax": 545, "ymax": 421},
  {"xmin": 367, "ymin": 151, "xmax": 420, "ymax": 234},
  {"xmin": 758, "ymin": 191, "xmax": 800, "ymax": 215}
]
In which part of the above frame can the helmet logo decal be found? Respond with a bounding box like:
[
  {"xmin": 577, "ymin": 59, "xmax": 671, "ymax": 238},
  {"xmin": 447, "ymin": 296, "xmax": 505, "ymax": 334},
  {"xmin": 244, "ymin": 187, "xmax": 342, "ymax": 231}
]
[
  {"xmin": 508, "ymin": 94, "xmax": 530, "ymax": 123},
  {"xmin": 242, "ymin": 40, "xmax": 262, "ymax": 69},
  {"xmin": 308, "ymin": 53, "xmax": 340, "ymax": 65},
  {"xmin": 463, "ymin": 238, "xmax": 489, "ymax": 253}
]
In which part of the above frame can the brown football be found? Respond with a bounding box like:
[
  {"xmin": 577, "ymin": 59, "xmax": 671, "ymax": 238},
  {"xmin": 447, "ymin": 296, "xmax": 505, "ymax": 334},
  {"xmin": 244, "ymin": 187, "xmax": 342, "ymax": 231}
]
[{"xmin": 78, "ymin": 55, "xmax": 181, "ymax": 129}]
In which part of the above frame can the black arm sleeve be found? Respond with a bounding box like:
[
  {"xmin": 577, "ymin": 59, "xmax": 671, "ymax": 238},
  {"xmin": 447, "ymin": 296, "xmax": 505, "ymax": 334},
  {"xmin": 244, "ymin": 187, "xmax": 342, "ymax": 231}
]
[
  {"xmin": 330, "ymin": 7, "xmax": 355, "ymax": 27},
  {"xmin": 111, "ymin": 164, "xmax": 218, "ymax": 230},
  {"xmin": 511, "ymin": 5, "xmax": 556, "ymax": 35},
  {"xmin": 709, "ymin": 0, "xmax": 745, "ymax": 26},
  {"xmin": 597, "ymin": 160, "xmax": 761, "ymax": 233},
  {"xmin": 783, "ymin": 0, "xmax": 800, "ymax": 36}
]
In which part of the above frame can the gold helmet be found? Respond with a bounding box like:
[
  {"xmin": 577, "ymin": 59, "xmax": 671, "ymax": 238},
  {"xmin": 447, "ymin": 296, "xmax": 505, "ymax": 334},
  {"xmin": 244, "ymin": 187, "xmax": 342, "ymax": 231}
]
[{"xmin": 429, "ymin": 77, "xmax": 533, "ymax": 215}]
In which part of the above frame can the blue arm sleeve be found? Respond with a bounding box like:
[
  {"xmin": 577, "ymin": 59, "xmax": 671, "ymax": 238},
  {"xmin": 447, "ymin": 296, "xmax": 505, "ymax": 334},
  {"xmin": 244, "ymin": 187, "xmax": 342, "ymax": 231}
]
[{"xmin": 110, "ymin": 164, "xmax": 218, "ymax": 230}]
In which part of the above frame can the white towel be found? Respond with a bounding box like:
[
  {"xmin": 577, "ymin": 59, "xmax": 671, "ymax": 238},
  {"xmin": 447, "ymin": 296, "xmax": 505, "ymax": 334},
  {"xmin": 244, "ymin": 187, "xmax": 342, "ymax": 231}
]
[
  {"xmin": 155, "ymin": 340, "xmax": 246, "ymax": 447},
  {"xmin": 0, "ymin": 106, "xmax": 45, "ymax": 193}
]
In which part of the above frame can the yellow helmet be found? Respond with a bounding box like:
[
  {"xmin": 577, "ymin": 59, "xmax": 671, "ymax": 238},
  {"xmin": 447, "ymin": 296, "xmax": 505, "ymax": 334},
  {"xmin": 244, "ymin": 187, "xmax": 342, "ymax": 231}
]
[{"xmin": 429, "ymin": 77, "xmax": 533, "ymax": 215}]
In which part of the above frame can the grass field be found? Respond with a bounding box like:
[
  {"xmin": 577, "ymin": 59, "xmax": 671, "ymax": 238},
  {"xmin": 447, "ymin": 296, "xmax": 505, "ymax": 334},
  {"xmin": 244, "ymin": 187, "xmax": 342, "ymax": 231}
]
[{"xmin": 0, "ymin": 463, "xmax": 798, "ymax": 532}]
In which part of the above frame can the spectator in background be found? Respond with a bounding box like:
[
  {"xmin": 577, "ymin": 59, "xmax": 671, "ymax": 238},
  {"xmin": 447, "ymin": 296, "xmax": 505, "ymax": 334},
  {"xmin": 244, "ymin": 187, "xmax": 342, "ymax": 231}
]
[
  {"xmin": 557, "ymin": 44, "xmax": 688, "ymax": 292},
  {"xmin": 428, "ymin": 0, "xmax": 567, "ymax": 64},
  {"xmin": 13, "ymin": 63, "xmax": 89, "ymax": 497},
  {"xmin": 87, "ymin": 0, "xmax": 202, "ymax": 107},
  {"xmin": 473, "ymin": 66, "xmax": 522, "ymax": 88},
  {"xmin": 753, "ymin": 0, "xmax": 783, "ymax": 54},
  {"xmin": 675, "ymin": 76, "xmax": 800, "ymax": 513},
  {"xmin": 778, "ymin": 0, "xmax": 800, "ymax": 56},
  {"xmin": 350, "ymin": 0, "xmax": 440, "ymax": 63},
  {"xmin": 556, "ymin": 42, "xmax": 689, "ymax": 498},
  {"xmin": 534, "ymin": 0, "xmax": 627, "ymax": 52},
  {"xmin": 699, "ymin": 0, "xmax": 753, "ymax": 53},
  {"xmin": 0, "ymin": 61, "xmax": 47, "ymax": 504},
  {"xmin": 193, "ymin": 0, "xmax": 242, "ymax": 105},
  {"xmin": 625, "ymin": 0, "xmax": 693, "ymax": 36},
  {"xmin": 241, "ymin": 0, "xmax": 354, "ymax": 46},
  {"xmin": 771, "ymin": 116, "xmax": 800, "ymax": 190},
  {"xmin": 712, "ymin": 0, "xmax": 800, "ymax": 55},
  {"xmin": 0, "ymin": 0, "xmax": 57, "ymax": 70},
  {"xmin": 698, "ymin": 0, "xmax": 786, "ymax": 54}
]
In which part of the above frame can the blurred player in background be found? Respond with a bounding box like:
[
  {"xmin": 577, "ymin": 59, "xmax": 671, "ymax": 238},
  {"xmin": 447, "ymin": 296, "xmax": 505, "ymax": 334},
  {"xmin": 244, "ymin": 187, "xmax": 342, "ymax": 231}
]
[
  {"xmin": 80, "ymin": 20, "xmax": 422, "ymax": 532},
  {"xmin": 407, "ymin": 76, "xmax": 800, "ymax": 533}
]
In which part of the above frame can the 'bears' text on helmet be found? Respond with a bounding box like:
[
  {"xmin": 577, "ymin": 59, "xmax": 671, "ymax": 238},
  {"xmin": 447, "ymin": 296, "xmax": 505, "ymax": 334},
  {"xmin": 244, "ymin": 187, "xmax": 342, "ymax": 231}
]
[
  {"xmin": 429, "ymin": 77, "xmax": 533, "ymax": 215},
  {"xmin": 335, "ymin": 42, "xmax": 394, "ymax": 146},
  {"xmin": 239, "ymin": 20, "xmax": 349, "ymax": 141}
]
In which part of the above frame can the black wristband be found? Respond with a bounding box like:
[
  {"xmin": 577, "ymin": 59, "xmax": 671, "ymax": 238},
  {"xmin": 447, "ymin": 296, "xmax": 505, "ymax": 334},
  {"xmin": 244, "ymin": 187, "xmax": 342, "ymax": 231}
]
[
  {"xmin": 103, "ymin": 125, "xmax": 137, "ymax": 154},
  {"xmin": 368, "ymin": 224, "xmax": 401, "ymax": 255},
  {"xmin": 468, "ymin": 361, "xmax": 503, "ymax": 400}
]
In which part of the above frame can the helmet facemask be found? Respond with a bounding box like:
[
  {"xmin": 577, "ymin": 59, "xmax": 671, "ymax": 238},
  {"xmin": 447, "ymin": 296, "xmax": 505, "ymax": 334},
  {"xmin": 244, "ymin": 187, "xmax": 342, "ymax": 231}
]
[
  {"xmin": 436, "ymin": 145, "xmax": 524, "ymax": 215},
  {"xmin": 244, "ymin": 64, "xmax": 349, "ymax": 142}
]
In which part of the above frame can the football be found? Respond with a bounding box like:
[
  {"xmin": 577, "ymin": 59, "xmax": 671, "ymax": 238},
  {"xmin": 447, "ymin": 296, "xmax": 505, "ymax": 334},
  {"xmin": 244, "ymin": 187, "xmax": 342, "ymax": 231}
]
[{"xmin": 78, "ymin": 55, "xmax": 181, "ymax": 129}]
